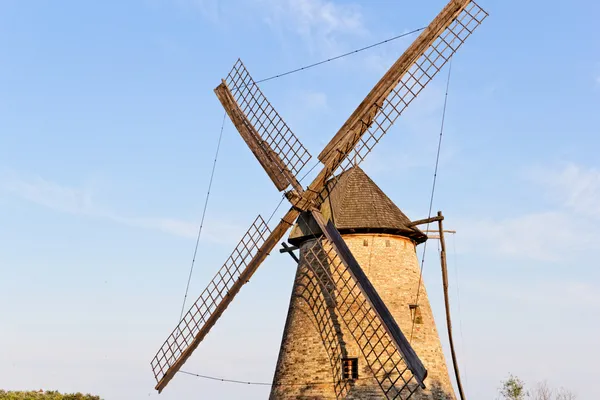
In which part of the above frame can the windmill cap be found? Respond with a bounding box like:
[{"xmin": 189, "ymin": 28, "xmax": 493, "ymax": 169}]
[{"xmin": 288, "ymin": 166, "xmax": 427, "ymax": 246}]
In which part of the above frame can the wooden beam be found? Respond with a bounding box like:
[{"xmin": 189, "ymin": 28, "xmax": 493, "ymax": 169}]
[
  {"xmin": 422, "ymin": 229, "xmax": 456, "ymax": 234},
  {"xmin": 310, "ymin": 209, "xmax": 427, "ymax": 387},
  {"xmin": 154, "ymin": 207, "xmax": 300, "ymax": 393},
  {"xmin": 437, "ymin": 211, "xmax": 466, "ymax": 400},
  {"xmin": 280, "ymin": 242, "xmax": 300, "ymax": 263},
  {"xmin": 409, "ymin": 215, "xmax": 444, "ymax": 227}
]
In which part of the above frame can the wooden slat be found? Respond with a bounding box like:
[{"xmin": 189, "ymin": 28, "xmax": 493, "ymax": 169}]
[
  {"xmin": 310, "ymin": 209, "xmax": 428, "ymax": 387},
  {"xmin": 318, "ymin": 0, "xmax": 473, "ymax": 166},
  {"xmin": 154, "ymin": 207, "xmax": 299, "ymax": 392}
]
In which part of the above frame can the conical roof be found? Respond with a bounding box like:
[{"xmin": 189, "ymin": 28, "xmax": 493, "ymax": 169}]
[{"xmin": 288, "ymin": 167, "xmax": 427, "ymax": 245}]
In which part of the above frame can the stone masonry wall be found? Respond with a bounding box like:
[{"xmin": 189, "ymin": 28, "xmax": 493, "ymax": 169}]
[{"xmin": 270, "ymin": 234, "xmax": 455, "ymax": 400}]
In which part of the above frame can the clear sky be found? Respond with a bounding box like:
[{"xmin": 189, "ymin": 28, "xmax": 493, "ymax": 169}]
[{"xmin": 1, "ymin": 0, "xmax": 599, "ymax": 399}]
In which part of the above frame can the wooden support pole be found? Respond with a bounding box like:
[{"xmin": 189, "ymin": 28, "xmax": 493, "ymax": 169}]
[{"xmin": 437, "ymin": 211, "xmax": 466, "ymax": 400}]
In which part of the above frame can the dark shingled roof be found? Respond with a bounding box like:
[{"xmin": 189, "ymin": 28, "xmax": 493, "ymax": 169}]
[{"xmin": 288, "ymin": 167, "xmax": 427, "ymax": 245}]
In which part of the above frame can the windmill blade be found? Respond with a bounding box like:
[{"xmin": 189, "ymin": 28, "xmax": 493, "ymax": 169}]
[
  {"xmin": 152, "ymin": 209, "xmax": 299, "ymax": 392},
  {"xmin": 318, "ymin": 0, "xmax": 487, "ymax": 176},
  {"xmin": 215, "ymin": 59, "xmax": 311, "ymax": 193},
  {"xmin": 310, "ymin": 210, "xmax": 427, "ymax": 388}
]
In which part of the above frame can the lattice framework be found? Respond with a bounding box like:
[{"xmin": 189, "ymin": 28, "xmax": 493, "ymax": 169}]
[
  {"xmin": 225, "ymin": 59, "xmax": 312, "ymax": 180},
  {"xmin": 151, "ymin": 216, "xmax": 271, "ymax": 383}
]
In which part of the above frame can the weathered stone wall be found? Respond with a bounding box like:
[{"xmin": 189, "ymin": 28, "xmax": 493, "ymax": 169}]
[{"xmin": 270, "ymin": 233, "xmax": 455, "ymax": 400}]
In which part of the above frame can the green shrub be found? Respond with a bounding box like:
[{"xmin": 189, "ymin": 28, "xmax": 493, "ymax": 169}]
[{"xmin": 0, "ymin": 390, "xmax": 101, "ymax": 400}]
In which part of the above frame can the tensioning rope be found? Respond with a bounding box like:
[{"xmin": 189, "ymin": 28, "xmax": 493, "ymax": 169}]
[
  {"xmin": 179, "ymin": 370, "xmax": 345, "ymax": 399},
  {"xmin": 409, "ymin": 58, "xmax": 453, "ymax": 342},
  {"xmin": 406, "ymin": 57, "xmax": 470, "ymax": 400},
  {"xmin": 255, "ymin": 28, "xmax": 425, "ymax": 85},
  {"xmin": 178, "ymin": 112, "xmax": 227, "ymax": 322},
  {"xmin": 179, "ymin": 368, "xmax": 409, "ymax": 389}
]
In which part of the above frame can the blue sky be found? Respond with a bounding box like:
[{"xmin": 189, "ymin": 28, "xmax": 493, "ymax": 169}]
[{"xmin": 1, "ymin": 0, "xmax": 599, "ymax": 398}]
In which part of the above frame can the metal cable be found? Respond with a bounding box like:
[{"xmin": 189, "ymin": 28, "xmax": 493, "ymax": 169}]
[
  {"xmin": 255, "ymin": 28, "xmax": 425, "ymax": 85},
  {"xmin": 178, "ymin": 112, "xmax": 227, "ymax": 322},
  {"xmin": 179, "ymin": 368, "xmax": 405, "ymax": 388},
  {"xmin": 409, "ymin": 58, "xmax": 453, "ymax": 342},
  {"xmin": 266, "ymin": 195, "xmax": 286, "ymax": 226}
]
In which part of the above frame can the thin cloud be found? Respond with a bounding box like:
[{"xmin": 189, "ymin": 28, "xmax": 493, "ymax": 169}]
[
  {"xmin": 169, "ymin": 0, "xmax": 221, "ymax": 23},
  {"xmin": 0, "ymin": 172, "xmax": 96, "ymax": 216},
  {"xmin": 261, "ymin": 0, "xmax": 367, "ymax": 55},
  {"xmin": 528, "ymin": 163, "xmax": 600, "ymax": 220},
  {"xmin": 454, "ymin": 211, "xmax": 593, "ymax": 262},
  {"xmin": 465, "ymin": 279, "xmax": 600, "ymax": 309},
  {"xmin": 0, "ymin": 170, "xmax": 242, "ymax": 242},
  {"xmin": 297, "ymin": 89, "xmax": 328, "ymax": 111},
  {"xmin": 453, "ymin": 163, "xmax": 600, "ymax": 262}
]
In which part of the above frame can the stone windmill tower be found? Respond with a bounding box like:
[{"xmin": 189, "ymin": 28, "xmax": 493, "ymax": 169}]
[
  {"xmin": 271, "ymin": 167, "xmax": 454, "ymax": 399},
  {"xmin": 150, "ymin": 1, "xmax": 487, "ymax": 399}
]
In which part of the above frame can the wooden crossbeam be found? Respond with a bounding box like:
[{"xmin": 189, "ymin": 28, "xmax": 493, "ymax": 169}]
[
  {"xmin": 408, "ymin": 215, "xmax": 444, "ymax": 227},
  {"xmin": 279, "ymin": 242, "xmax": 300, "ymax": 263}
]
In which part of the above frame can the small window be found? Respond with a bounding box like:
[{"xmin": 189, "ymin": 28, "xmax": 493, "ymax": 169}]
[
  {"xmin": 385, "ymin": 239, "xmax": 391, "ymax": 247},
  {"xmin": 363, "ymin": 239, "xmax": 369, "ymax": 246},
  {"xmin": 409, "ymin": 304, "xmax": 423, "ymax": 325},
  {"xmin": 342, "ymin": 357, "xmax": 358, "ymax": 381}
]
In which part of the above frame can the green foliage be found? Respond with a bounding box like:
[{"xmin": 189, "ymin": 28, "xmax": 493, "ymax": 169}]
[
  {"xmin": 500, "ymin": 374, "xmax": 528, "ymax": 400},
  {"xmin": 0, "ymin": 391, "xmax": 101, "ymax": 400},
  {"xmin": 498, "ymin": 375, "xmax": 577, "ymax": 400}
]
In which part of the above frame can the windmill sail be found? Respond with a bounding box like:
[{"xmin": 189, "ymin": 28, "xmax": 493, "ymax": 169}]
[
  {"xmin": 317, "ymin": 0, "xmax": 487, "ymax": 177},
  {"xmin": 151, "ymin": 211, "xmax": 299, "ymax": 392},
  {"xmin": 215, "ymin": 59, "xmax": 311, "ymax": 192}
]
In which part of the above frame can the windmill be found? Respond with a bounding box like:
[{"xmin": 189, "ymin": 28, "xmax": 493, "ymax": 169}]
[{"xmin": 151, "ymin": 1, "xmax": 487, "ymax": 399}]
